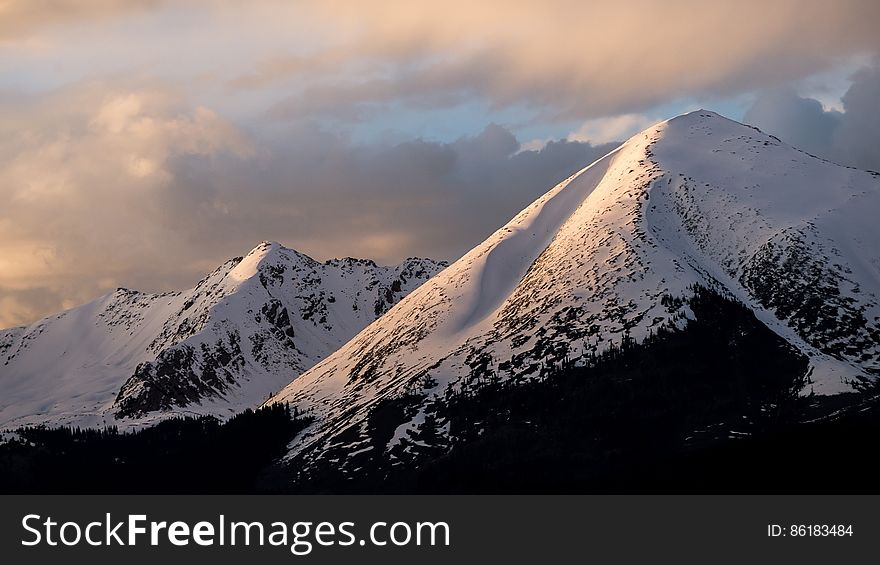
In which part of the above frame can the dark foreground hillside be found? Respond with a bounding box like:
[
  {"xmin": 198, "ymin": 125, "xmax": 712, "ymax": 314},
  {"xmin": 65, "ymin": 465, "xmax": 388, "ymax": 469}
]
[
  {"xmin": 277, "ymin": 286, "xmax": 880, "ymax": 493},
  {"xmin": 0, "ymin": 403, "xmax": 311, "ymax": 494},
  {"xmin": 2, "ymin": 287, "xmax": 878, "ymax": 493}
]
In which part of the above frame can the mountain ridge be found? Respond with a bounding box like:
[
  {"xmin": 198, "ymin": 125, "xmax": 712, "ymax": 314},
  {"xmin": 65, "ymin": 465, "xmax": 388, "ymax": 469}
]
[
  {"xmin": 267, "ymin": 110, "xmax": 880, "ymax": 475},
  {"xmin": 0, "ymin": 241, "xmax": 446, "ymax": 429}
]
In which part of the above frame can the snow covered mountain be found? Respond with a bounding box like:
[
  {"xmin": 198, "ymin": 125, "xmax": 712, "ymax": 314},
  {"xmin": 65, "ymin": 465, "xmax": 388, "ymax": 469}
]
[
  {"xmin": 270, "ymin": 110, "xmax": 880, "ymax": 478},
  {"xmin": 0, "ymin": 242, "xmax": 446, "ymax": 429}
]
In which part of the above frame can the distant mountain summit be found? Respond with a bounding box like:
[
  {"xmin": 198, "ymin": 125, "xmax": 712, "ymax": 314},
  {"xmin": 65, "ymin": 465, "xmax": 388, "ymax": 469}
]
[
  {"xmin": 269, "ymin": 111, "xmax": 880, "ymax": 481},
  {"xmin": 0, "ymin": 242, "xmax": 446, "ymax": 429}
]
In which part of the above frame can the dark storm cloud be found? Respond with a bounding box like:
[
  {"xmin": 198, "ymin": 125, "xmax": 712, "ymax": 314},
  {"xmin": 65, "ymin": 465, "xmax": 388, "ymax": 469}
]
[
  {"xmin": 744, "ymin": 65, "xmax": 880, "ymax": 172},
  {"xmin": 162, "ymin": 122, "xmax": 619, "ymax": 267}
]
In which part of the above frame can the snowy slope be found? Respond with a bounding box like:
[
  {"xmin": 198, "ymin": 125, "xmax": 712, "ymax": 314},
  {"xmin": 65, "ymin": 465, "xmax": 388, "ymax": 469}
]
[
  {"xmin": 0, "ymin": 242, "xmax": 445, "ymax": 430},
  {"xmin": 270, "ymin": 110, "xmax": 880, "ymax": 470}
]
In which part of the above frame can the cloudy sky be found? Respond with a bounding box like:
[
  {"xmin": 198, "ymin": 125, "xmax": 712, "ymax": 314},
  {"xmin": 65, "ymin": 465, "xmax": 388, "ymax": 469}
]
[{"xmin": 1, "ymin": 0, "xmax": 879, "ymax": 328}]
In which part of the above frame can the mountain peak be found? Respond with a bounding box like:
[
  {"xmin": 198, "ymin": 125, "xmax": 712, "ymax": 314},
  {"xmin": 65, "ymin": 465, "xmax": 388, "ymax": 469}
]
[
  {"xmin": 253, "ymin": 240, "xmax": 283, "ymax": 253},
  {"xmin": 227, "ymin": 241, "xmax": 316, "ymax": 286},
  {"xmin": 0, "ymin": 238, "xmax": 446, "ymax": 429},
  {"xmin": 269, "ymin": 109, "xmax": 880, "ymax": 476},
  {"xmin": 243, "ymin": 240, "xmax": 293, "ymax": 262},
  {"xmin": 649, "ymin": 109, "xmax": 748, "ymax": 141},
  {"xmin": 668, "ymin": 108, "xmax": 726, "ymax": 122}
]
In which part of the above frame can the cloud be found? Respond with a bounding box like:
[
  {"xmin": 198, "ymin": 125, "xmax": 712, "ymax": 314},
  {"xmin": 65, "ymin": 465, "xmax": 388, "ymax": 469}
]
[
  {"xmin": 569, "ymin": 114, "xmax": 656, "ymax": 145},
  {"xmin": 0, "ymin": 82, "xmax": 619, "ymax": 328},
  {"xmin": 0, "ymin": 0, "xmax": 161, "ymax": 41},
  {"xmin": 160, "ymin": 121, "xmax": 619, "ymax": 266},
  {"xmin": 10, "ymin": 1, "xmax": 875, "ymax": 126},
  {"xmin": 744, "ymin": 64, "xmax": 880, "ymax": 172},
  {"xmin": 3, "ymin": 1, "xmax": 877, "ymax": 330},
  {"xmin": 831, "ymin": 65, "xmax": 880, "ymax": 171},
  {"xmin": 251, "ymin": 0, "xmax": 880, "ymax": 123},
  {"xmin": 0, "ymin": 83, "xmax": 255, "ymax": 328}
]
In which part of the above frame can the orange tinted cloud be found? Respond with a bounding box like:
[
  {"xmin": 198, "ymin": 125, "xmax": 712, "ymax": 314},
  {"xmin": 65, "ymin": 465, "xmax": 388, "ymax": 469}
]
[
  {"xmin": 250, "ymin": 0, "xmax": 880, "ymax": 120},
  {"xmin": 0, "ymin": 81, "xmax": 617, "ymax": 328},
  {"xmin": 0, "ymin": 0, "xmax": 161, "ymax": 40},
  {"xmin": 5, "ymin": 1, "xmax": 878, "ymax": 121},
  {"xmin": 1, "ymin": 0, "xmax": 878, "ymax": 328}
]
